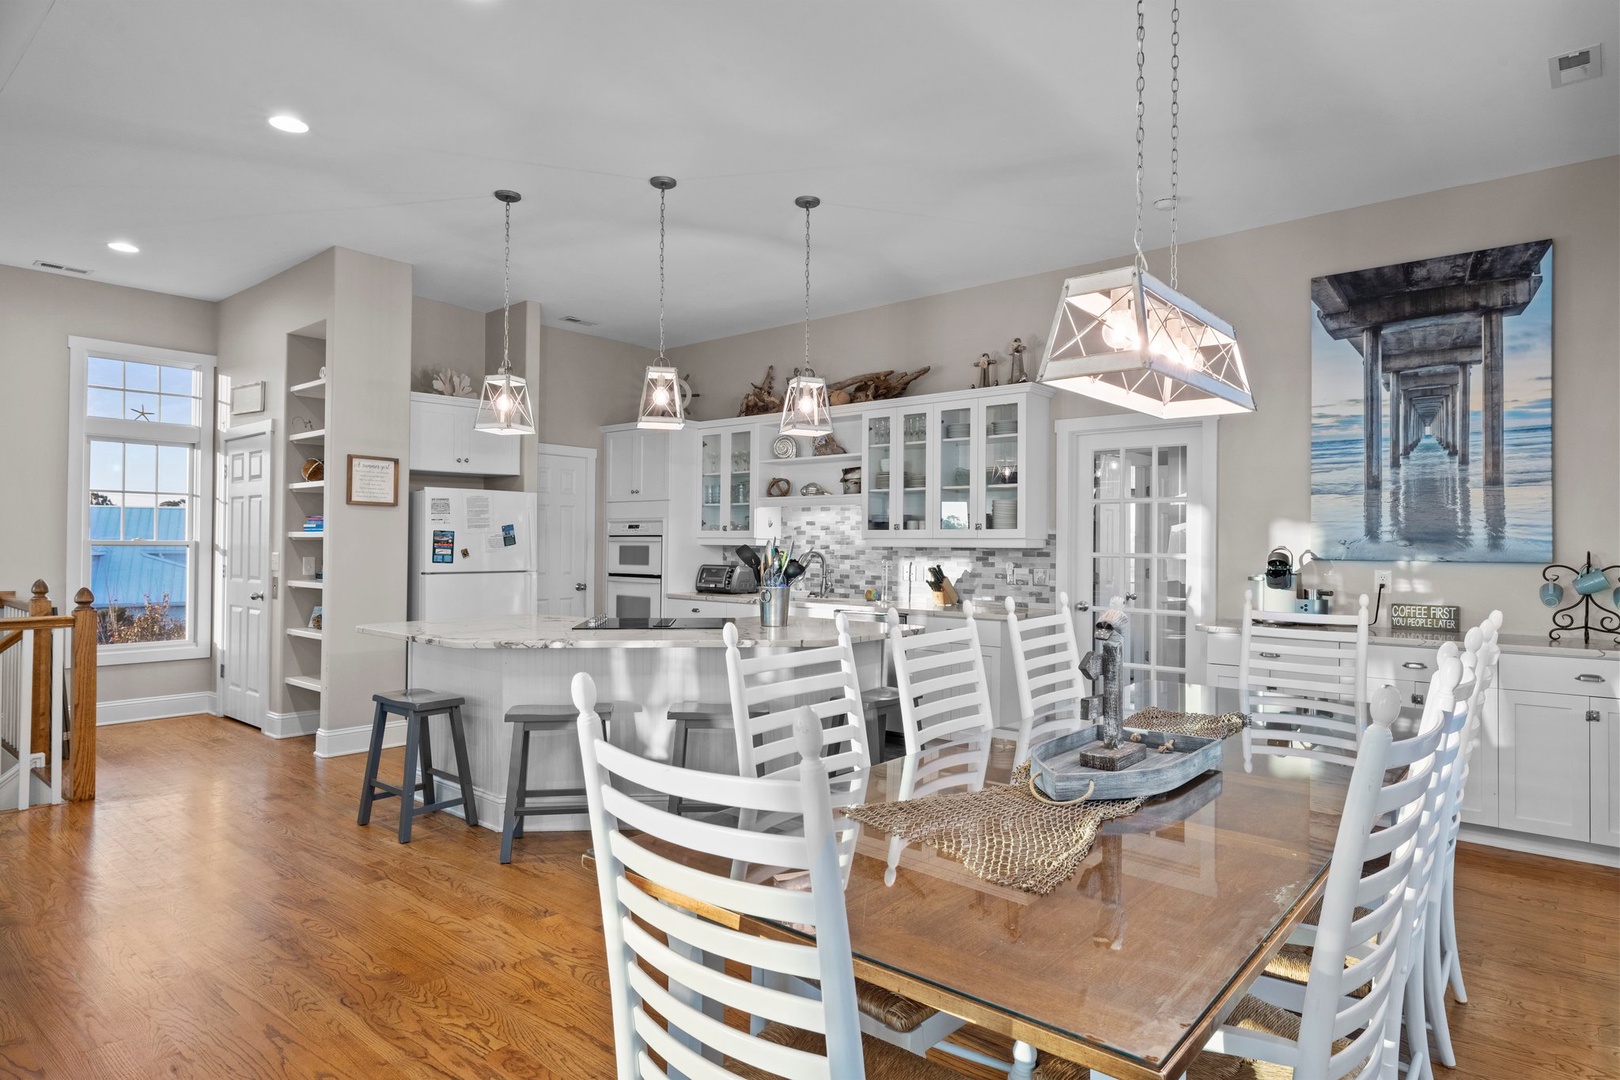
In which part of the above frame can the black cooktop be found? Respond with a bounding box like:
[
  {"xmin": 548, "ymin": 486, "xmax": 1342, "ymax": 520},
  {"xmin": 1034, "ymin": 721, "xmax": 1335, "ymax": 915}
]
[{"xmin": 574, "ymin": 616, "xmax": 735, "ymax": 630}]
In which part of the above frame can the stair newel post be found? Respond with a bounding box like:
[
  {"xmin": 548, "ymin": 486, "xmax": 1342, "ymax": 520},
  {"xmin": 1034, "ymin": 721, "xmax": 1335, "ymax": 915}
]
[
  {"xmin": 69, "ymin": 588, "xmax": 97, "ymax": 801},
  {"xmin": 28, "ymin": 579, "xmax": 52, "ymax": 769}
]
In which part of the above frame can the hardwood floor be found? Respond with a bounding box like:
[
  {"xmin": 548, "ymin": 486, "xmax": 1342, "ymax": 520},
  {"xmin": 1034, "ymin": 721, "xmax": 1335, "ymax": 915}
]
[{"xmin": 0, "ymin": 713, "xmax": 1615, "ymax": 1079}]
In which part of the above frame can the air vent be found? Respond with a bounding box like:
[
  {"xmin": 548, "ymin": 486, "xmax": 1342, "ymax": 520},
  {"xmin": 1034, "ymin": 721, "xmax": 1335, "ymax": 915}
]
[
  {"xmin": 559, "ymin": 315, "xmax": 598, "ymax": 327},
  {"xmin": 33, "ymin": 260, "xmax": 91, "ymax": 275},
  {"xmin": 1549, "ymin": 44, "xmax": 1602, "ymax": 88}
]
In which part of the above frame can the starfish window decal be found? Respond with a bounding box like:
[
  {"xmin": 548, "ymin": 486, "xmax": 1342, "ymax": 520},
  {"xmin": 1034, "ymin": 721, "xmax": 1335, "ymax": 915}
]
[{"xmin": 131, "ymin": 405, "xmax": 153, "ymax": 420}]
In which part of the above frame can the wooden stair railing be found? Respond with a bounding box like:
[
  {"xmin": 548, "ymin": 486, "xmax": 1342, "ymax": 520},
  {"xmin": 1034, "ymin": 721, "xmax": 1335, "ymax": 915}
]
[{"xmin": 0, "ymin": 581, "xmax": 98, "ymax": 801}]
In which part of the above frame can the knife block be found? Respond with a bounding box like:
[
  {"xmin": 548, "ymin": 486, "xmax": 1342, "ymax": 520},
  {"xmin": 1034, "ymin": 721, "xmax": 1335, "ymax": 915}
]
[{"xmin": 928, "ymin": 579, "xmax": 959, "ymax": 607}]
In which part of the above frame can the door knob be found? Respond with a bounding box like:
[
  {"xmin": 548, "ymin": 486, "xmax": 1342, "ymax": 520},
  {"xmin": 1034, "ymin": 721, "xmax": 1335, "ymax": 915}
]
[
  {"xmin": 1074, "ymin": 600, "xmax": 1090, "ymax": 612},
  {"xmin": 249, "ymin": 592, "xmax": 265, "ymax": 601},
  {"xmin": 574, "ymin": 583, "xmax": 587, "ymax": 592}
]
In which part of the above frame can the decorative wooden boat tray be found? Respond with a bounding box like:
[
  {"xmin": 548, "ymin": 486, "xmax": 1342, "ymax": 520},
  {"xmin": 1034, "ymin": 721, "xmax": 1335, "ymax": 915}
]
[{"xmin": 1030, "ymin": 724, "xmax": 1224, "ymax": 802}]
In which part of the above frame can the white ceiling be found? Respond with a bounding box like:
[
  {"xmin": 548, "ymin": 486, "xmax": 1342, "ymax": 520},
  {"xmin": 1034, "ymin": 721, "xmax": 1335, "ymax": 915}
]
[{"xmin": 1, "ymin": 1, "xmax": 1614, "ymax": 348}]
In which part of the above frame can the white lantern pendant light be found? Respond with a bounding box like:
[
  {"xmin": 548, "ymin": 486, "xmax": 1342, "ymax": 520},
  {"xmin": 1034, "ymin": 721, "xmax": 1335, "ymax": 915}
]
[
  {"xmin": 638, "ymin": 176, "xmax": 687, "ymax": 431},
  {"xmin": 476, "ymin": 189, "xmax": 536, "ymax": 435},
  {"xmin": 780, "ymin": 195, "xmax": 833, "ymax": 437},
  {"xmin": 1037, "ymin": 0, "xmax": 1254, "ymax": 418}
]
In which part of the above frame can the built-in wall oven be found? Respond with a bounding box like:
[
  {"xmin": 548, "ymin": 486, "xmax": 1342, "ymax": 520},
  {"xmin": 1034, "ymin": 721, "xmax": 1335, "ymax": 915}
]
[{"xmin": 605, "ymin": 519, "xmax": 665, "ymax": 620}]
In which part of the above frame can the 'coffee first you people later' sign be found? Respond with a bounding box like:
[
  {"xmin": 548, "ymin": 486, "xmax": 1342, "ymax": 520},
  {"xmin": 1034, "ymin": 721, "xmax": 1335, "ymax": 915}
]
[{"xmin": 1389, "ymin": 604, "xmax": 1461, "ymax": 631}]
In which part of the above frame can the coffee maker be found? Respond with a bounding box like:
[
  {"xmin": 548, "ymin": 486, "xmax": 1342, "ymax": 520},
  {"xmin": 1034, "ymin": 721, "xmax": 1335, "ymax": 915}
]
[{"xmin": 1250, "ymin": 546, "xmax": 1334, "ymax": 615}]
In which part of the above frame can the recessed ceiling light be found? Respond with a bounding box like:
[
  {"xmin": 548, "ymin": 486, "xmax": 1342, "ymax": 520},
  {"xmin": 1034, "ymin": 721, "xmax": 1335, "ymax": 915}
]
[
  {"xmin": 268, "ymin": 114, "xmax": 309, "ymax": 134},
  {"xmin": 107, "ymin": 240, "xmax": 139, "ymax": 253}
]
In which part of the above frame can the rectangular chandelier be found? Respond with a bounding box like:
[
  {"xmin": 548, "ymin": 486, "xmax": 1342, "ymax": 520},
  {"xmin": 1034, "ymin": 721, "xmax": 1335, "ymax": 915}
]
[
  {"xmin": 636, "ymin": 366, "xmax": 685, "ymax": 430},
  {"xmin": 1037, "ymin": 265, "xmax": 1254, "ymax": 417}
]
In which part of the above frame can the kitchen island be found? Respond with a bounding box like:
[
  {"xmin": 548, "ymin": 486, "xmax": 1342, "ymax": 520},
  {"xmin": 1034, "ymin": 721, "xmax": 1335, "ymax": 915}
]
[{"xmin": 355, "ymin": 613, "xmax": 895, "ymax": 831}]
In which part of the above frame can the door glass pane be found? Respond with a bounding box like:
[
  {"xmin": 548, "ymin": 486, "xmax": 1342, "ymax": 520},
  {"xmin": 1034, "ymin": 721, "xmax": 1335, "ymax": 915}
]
[
  {"xmin": 1094, "ymin": 450, "xmax": 1122, "ymax": 499},
  {"xmin": 939, "ymin": 493, "xmax": 971, "ymax": 532},
  {"xmin": 1155, "ymin": 615, "xmax": 1188, "ymax": 671},
  {"xmin": 1157, "ymin": 446, "xmax": 1188, "ymax": 498},
  {"xmin": 1094, "ymin": 558, "xmax": 1124, "ymax": 607},
  {"xmin": 700, "ymin": 433, "xmax": 722, "ymax": 531},
  {"xmin": 1095, "ymin": 502, "xmax": 1122, "ymax": 553},
  {"xmin": 1157, "ymin": 501, "xmax": 1187, "ymax": 555},
  {"xmin": 1123, "ymin": 557, "xmax": 1150, "ymax": 607},
  {"xmin": 1125, "ymin": 502, "xmax": 1152, "ymax": 556},
  {"xmin": 1125, "ymin": 447, "xmax": 1154, "ymax": 497},
  {"xmin": 1158, "ymin": 559, "xmax": 1189, "ymax": 611},
  {"xmin": 939, "ymin": 404, "xmax": 972, "ymax": 527},
  {"xmin": 985, "ymin": 402, "xmax": 1020, "ymax": 532}
]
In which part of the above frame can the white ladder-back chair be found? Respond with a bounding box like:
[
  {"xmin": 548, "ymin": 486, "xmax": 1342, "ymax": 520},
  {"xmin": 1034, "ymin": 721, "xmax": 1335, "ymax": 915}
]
[
  {"xmin": 1005, "ymin": 592, "xmax": 1090, "ymax": 766},
  {"xmin": 888, "ymin": 602, "xmax": 996, "ymax": 806},
  {"xmin": 573, "ymin": 674, "xmax": 963, "ymax": 1080},
  {"xmin": 723, "ymin": 619, "xmax": 1008, "ymax": 1078},
  {"xmin": 1240, "ymin": 590, "xmax": 1371, "ymax": 772},
  {"xmin": 1037, "ymin": 663, "xmax": 1448, "ymax": 1080}
]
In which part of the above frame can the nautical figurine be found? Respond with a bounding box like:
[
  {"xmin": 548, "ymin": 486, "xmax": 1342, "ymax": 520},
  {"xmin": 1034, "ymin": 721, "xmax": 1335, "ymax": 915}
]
[{"xmin": 1007, "ymin": 337, "xmax": 1028, "ymax": 383}]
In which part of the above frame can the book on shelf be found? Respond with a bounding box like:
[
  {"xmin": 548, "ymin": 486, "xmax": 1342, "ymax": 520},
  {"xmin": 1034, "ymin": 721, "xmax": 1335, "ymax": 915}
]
[{"xmin": 302, "ymin": 515, "xmax": 325, "ymax": 532}]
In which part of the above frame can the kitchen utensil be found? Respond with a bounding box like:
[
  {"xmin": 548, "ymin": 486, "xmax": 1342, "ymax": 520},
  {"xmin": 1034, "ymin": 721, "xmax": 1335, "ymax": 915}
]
[
  {"xmin": 1264, "ymin": 546, "xmax": 1295, "ymax": 592},
  {"xmin": 783, "ymin": 560, "xmax": 805, "ymax": 583},
  {"xmin": 735, "ymin": 545, "xmax": 762, "ymax": 574}
]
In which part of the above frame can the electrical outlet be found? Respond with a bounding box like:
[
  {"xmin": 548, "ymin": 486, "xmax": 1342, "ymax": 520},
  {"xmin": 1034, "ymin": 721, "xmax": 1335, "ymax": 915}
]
[
  {"xmin": 1375, "ymin": 570, "xmax": 1392, "ymax": 591},
  {"xmin": 1032, "ymin": 568, "xmax": 1050, "ymax": 586}
]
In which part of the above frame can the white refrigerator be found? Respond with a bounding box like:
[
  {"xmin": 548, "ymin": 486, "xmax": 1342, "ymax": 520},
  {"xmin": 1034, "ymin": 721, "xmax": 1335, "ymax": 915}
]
[{"xmin": 408, "ymin": 488, "xmax": 538, "ymax": 620}]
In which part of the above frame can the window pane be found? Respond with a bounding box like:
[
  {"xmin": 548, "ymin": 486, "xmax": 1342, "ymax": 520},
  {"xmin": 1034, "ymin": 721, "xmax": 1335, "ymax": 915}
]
[
  {"xmin": 1159, "ymin": 559, "xmax": 1189, "ymax": 611},
  {"xmin": 87, "ymin": 387, "xmax": 124, "ymax": 418},
  {"xmin": 159, "ymin": 394, "xmax": 194, "ymax": 425},
  {"xmin": 122, "ymin": 492, "xmax": 156, "ymax": 540},
  {"xmin": 157, "ymin": 445, "xmax": 188, "ymax": 492},
  {"xmin": 124, "ymin": 362, "xmax": 160, "ymax": 392},
  {"xmin": 124, "ymin": 390, "xmax": 160, "ymax": 422},
  {"xmin": 89, "ymin": 494, "xmax": 122, "ymax": 540},
  {"xmin": 89, "ymin": 440, "xmax": 123, "ymax": 489},
  {"xmin": 88, "ymin": 356, "xmax": 124, "ymax": 388},
  {"xmin": 90, "ymin": 545, "xmax": 189, "ymax": 644},
  {"xmin": 1157, "ymin": 446, "xmax": 1188, "ymax": 498},
  {"xmin": 1156, "ymin": 615, "xmax": 1188, "ymax": 671},
  {"xmin": 155, "ymin": 498, "xmax": 187, "ymax": 539},
  {"xmin": 124, "ymin": 443, "xmax": 157, "ymax": 490},
  {"xmin": 1094, "ymin": 450, "xmax": 1121, "ymax": 499},
  {"xmin": 160, "ymin": 365, "xmax": 196, "ymax": 395}
]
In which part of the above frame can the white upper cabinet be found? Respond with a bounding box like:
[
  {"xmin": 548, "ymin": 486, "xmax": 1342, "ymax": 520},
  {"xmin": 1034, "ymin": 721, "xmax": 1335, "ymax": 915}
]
[
  {"xmin": 862, "ymin": 384, "xmax": 1053, "ymax": 546},
  {"xmin": 604, "ymin": 426, "xmax": 671, "ymax": 502},
  {"xmin": 409, "ymin": 393, "xmax": 521, "ymax": 476},
  {"xmin": 698, "ymin": 423, "xmax": 755, "ymax": 533}
]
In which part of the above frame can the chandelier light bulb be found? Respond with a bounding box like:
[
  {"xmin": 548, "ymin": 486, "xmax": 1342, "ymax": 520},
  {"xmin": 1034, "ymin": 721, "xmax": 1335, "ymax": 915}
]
[{"xmin": 1101, "ymin": 310, "xmax": 1139, "ymax": 351}]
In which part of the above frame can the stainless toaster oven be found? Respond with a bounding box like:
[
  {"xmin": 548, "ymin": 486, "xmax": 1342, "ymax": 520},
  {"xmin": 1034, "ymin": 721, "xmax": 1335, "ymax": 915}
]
[{"xmin": 695, "ymin": 564, "xmax": 759, "ymax": 594}]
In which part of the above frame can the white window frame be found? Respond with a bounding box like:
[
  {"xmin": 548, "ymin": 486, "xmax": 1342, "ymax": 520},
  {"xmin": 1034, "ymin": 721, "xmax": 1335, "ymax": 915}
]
[{"xmin": 66, "ymin": 336, "xmax": 217, "ymax": 665}]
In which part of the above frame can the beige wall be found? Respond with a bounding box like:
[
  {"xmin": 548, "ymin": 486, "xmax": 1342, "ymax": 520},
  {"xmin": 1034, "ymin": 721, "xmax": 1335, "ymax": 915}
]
[
  {"xmin": 411, "ymin": 296, "xmax": 485, "ymax": 393},
  {"xmin": 670, "ymin": 158, "xmax": 1620, "ymax": 636},
  {"xmin": 0, "ymin": 264, "xmax": 218, "ymax": 704}
]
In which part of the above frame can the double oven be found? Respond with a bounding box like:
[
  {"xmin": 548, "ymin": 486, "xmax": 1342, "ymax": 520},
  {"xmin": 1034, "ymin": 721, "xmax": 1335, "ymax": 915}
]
[{"xmin": 604, "ymin": 518, "xmax": 664, "ymax": 620}]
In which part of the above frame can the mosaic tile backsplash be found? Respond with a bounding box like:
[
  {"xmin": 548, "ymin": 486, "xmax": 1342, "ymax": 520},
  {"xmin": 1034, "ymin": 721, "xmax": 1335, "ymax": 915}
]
[{"xmin": 766, "ymin": 505, "xmax": 1057, "ymax": 609}]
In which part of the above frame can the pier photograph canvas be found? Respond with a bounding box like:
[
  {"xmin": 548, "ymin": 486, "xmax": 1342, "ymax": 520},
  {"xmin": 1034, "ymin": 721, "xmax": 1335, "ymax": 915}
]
[{"xmin": 1309, "ymin": 240, "xmax": 1553, "ymax": 563}]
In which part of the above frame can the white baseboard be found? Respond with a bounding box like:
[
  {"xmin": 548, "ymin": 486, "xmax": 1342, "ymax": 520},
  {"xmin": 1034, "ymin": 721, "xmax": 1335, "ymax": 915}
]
[
  {"xmin": 263, "ymin": 709, "xmax": 321, "ymax": 740},
  {"xmin": 315, "ymin": 718, "xmax": 405, "ymax": 759},
  {"xmin": 98, "ymin": 691, "xmax": 219, "ymax": 726},
  {"xmin": 1458, "ymin": 824, "xmax": 1620, "ymax": 868}
]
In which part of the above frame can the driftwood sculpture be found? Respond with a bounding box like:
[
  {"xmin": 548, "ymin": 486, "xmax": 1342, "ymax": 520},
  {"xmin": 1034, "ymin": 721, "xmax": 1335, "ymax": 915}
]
[
  {"xmin": 738, "ymin": 366, "xmax": 782, "ymax": 416},
  {"xmin": 738, "ymin": 365, "xmax": 932, "ymax": 414}
]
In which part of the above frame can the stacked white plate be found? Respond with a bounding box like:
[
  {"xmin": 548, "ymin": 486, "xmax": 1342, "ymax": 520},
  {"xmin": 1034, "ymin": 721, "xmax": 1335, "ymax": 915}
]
[
  {"xmin": 988, "ymin": 421, "xmax": 1018, "ymax": 436},
  {"xmin": 944, "ymin": 423, "xmax": 971, "ymax": 439},
  {"xmin": 991, "ymin": 499, "xmax": 1018, "ymax": 528},
  {"xmin": 873, "ymin": 472, "xmax": 890, "ymax": 488}
]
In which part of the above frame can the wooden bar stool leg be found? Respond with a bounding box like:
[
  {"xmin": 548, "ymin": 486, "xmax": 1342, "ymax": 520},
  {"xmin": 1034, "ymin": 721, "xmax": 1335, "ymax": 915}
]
[
  {"xmin": 358, "ymin": 701, "xmax": 388, "ymax": 826},
  {"xmin": 399, "ymin": 714, "xmax": 422, "ymax": 844},
  {"xmin": 449, "ymin": 706, "xmax": 477, "ymax": 828}
]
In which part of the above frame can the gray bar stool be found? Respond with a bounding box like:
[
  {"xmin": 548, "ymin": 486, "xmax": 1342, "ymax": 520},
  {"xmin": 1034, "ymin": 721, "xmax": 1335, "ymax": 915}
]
[
  {"xmin": 358, "ymin": 689, "xmax": 478, "ymax": 843},
  {"xmin": 501, "ymin": 703, "xmax": 612, "ymax": 863},
  {"xmin": 667, "ymin": 703, "xmax": 735, "ymax": 817},
  {"xmin": 861, "ymin": 609, "xmax": 905, "ymax": 763}
]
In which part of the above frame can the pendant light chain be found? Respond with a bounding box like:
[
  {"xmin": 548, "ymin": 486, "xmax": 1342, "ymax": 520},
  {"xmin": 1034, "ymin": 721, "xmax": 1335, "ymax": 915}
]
[
  {"xmin": 803, "ymin": 200, "xmax": 813, "ymax": 371},
  {"xmin": 657, "ymin": 185, "xmax": 667, "ymax": 361},
  {"xmin": 1132, "ymin": 0, "xmax": 1147, "ymax": 275},
  {"xmin": 1169, "ymin": 0, "xmax": 1181, "ymax": 289},
  {"xmin": 502, "ymin": 197, "xmax": 512, "ymax": 373}
]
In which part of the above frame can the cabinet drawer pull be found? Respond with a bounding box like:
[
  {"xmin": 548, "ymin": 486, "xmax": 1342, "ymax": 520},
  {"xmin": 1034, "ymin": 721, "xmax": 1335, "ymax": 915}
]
[
  {"xmin": 1259, "ymin": 651, "xmax": 1281, "ymax": 659},
  {"xmin": 1588, "ymin": 710, "xmax": 1601, "ymax": 723},
  {"xmin": 1411, "ymin": 692, "xmax": 1425, "ymax": 705},
  {"xmin": 1576, "ymin": 673, "xmax": 1606, "ymax": 683},
  {"xmin": 1402, "ymin": 661, "xmax": 1427, "ymax": 670}
]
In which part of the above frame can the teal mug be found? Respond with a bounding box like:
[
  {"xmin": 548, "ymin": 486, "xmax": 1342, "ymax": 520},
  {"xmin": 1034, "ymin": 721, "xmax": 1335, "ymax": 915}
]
[
  {"xmin": 1574, "ymin": 568, "xmax": 1611, "ymax": 595},
  {"xmin": 1539, "ymin": 581, "xmax": 1564, "ymax": 607}
]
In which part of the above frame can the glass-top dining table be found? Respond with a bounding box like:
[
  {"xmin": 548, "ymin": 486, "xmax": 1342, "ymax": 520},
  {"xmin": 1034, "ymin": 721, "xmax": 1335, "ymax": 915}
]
[
  {"xmin": 618, "ymin": 680, "xmax": 1360, "ymax": 1080},
  {"xmin": 829, "ymin": 680, "xmax": 1350, "ymax": 1080}
]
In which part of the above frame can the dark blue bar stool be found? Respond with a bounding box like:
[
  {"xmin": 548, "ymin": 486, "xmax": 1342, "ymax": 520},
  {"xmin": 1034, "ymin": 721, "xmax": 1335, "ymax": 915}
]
[{"xmin": 358, "ymin": 689, "xmax": 478, "ymax": 843}]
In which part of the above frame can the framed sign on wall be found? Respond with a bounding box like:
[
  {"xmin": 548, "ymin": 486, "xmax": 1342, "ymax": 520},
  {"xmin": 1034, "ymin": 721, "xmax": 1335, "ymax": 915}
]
[{"xmin": 346, "ymin": 454, "xmax": 399, "ymax": 507}]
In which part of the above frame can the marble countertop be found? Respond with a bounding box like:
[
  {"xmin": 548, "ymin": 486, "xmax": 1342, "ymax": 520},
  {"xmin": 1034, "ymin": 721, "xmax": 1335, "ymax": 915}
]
[
  {"xmin": 665, "ymin": 590, "xmax": 1054, "ymax": 622},
  {"xmin": 1196, "ymin": 619, "xmax": 1616, "ymax": 660},
  {"xmin": 355, "ymin": 613, "xmax": 903, "ymax": 650}
]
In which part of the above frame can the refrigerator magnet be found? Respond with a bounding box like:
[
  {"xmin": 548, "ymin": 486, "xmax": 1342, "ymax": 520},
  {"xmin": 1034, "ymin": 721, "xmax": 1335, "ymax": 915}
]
[
  {"xmin": 432, "ymin": 530, "xmax": 455, "ymax": 564},
  {"xmin": 501, "ymin": 524, "xmax": 516, "ymax": 547}
]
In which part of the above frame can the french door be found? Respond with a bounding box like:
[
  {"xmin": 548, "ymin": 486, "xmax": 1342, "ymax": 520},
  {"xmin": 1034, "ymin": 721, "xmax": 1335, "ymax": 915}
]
[{"xmin": 1061, "ymin": 420, "xmax": 1215, "ymax": 686}]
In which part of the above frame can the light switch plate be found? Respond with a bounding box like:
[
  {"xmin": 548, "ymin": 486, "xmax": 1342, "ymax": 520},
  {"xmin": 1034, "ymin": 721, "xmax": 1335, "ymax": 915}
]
[{"xmin": 302, "ymin": 556, "xmax": 317, "ymax": 576}]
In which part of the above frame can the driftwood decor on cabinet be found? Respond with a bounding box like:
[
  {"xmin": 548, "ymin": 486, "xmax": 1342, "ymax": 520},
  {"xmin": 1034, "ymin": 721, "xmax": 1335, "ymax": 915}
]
[{"xmin": 738, "ymin": 364, "xmax": 932, "ymax": 416}]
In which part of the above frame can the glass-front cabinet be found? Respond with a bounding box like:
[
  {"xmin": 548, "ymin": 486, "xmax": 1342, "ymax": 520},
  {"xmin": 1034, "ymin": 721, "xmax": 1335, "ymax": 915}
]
[
  {"xmin": 700, "ymin": 424, "xmax": 753, "ymax": 533},
  {"xmin": 863, "ymin": 405, "xmax": 929, "ymax": 538},
  {"xmin": 862, "ymin": 383, "xmax": 1052, "ymax": 546}
]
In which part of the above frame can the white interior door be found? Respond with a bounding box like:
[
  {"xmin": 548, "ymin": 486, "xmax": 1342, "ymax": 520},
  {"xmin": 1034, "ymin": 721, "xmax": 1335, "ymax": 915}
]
[
  {"xmin": 220, "ymin": 429, "xmax": 270, "ymax": 728},
  {"xmin": 1060, "ymin": 419, "xmax": 1215, "ymax": 687},
  {"xmin": 536, "ymin": 444, "xmax": 597, "ymax": 617}
]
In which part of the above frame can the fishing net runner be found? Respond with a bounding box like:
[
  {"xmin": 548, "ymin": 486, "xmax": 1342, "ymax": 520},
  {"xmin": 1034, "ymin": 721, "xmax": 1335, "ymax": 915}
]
[{"xmin": 844, "ymin": 708, "xmax": 1245, "ymax": 895}]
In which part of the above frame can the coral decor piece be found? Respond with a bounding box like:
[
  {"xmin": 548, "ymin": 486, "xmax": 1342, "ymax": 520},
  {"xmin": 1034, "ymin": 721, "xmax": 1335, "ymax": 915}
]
[
  {"xmin": 431, "ymin": 368, "xmax": 475, "ymax": 397},
  {"xmin": 812, "ymin": 432, "xmax": 846, "ymax": 456}
]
